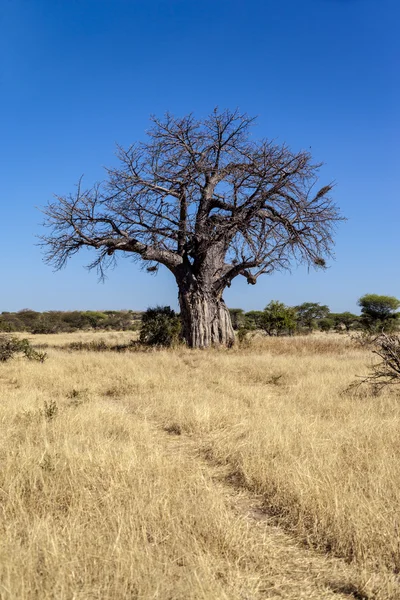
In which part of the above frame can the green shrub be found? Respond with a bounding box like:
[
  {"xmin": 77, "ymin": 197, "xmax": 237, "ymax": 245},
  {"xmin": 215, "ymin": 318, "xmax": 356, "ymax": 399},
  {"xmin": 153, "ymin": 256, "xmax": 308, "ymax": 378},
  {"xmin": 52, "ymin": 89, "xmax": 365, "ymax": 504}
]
[
  {"xmin": 0, "ymin": 335, "xmax": 47, "ymax": 362},
  {"xmin": 139, "ymin": 306, "xmax": 181, "ymax": 347},
  {"xmin": 318, "ymin": 318, "xmax": 335, "ymax": 332},
  {"xmin": 244, "ymin": 310, "xmax": 264, "ymax": 330},
  {"xmin": 261, "ymin": 301, "xmax": 297, "ymax": 336}
]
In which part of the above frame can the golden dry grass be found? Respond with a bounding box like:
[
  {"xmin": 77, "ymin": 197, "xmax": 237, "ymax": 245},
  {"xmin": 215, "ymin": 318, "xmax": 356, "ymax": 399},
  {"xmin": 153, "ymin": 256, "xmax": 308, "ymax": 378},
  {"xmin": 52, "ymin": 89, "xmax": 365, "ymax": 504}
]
[
  {"xmin": 16, "ymin": 329, "xmax": 138, "ymax": 348},
  {"xmin": 1, "ymin": 333, "xmax": 400, "ymax": 599}
]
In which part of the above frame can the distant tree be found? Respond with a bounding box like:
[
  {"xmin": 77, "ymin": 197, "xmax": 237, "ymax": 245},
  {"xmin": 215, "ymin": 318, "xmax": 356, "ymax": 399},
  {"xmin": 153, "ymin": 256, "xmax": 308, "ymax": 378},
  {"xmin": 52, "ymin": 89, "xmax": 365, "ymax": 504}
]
[
  {"xmin": 82, "ymin": 311, "xmax": 108, "ymax": 329},
  {"xmin": 295, "ymin": 302, "xmax": 330, "ymax": 332},
  {"xmin": 358, "ymin": 294, "xmax": 400, "ymax": 332},
  {"xmin": 102, "ymin": 311, "xmax": 136, "ymax": 331},
  {"xmin": 229, "ymin": 308, "xmax": 246, "ymax": 331},
  {"xmin": 0, "ymin": 313, "xmax": 24, "ymax": 332},
  {"xmin": 139, "ymin": 306, "xmax": 181, "ymax": 347},
  {"xmin": 318, "ymin": 317, "xmax": 335, "ymax": 332},
  {"xmin": 0, "ymin": 318, "xmax": 16, "ymax": 333},
  {"xmin": 260, "ymin": 301, "xmax": 297, "ymax": 336},
  {"xmin": 42, "ymin": 109, "xmax": 342, "ymax": 348},
  {"xmin": 16, "ymin": 310, "xmax": 40, "ymax": 330},
  {"xmin": 330, "ymin": 312, "xmax": 360, "ymax": 332},
  {"xmin": 244, "ymin": 310, "xmax": 264, "ymax": 330},
  {"xmin": 31, "ymin": 312, "xmax": 60, "ymax": 334}
]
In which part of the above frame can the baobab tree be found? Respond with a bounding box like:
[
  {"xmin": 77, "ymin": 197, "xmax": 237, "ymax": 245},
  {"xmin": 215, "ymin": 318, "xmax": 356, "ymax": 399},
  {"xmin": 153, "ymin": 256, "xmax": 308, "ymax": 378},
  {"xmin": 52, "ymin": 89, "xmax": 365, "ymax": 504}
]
[{"xmin": 42, "ymin": 109, "xmax": 342, "ymax": 348}]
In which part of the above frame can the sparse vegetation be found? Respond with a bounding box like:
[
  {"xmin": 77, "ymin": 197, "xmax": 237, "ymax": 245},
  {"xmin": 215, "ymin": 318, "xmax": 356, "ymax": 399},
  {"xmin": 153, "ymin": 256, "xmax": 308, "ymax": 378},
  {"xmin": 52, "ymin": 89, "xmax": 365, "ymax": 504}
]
[
  {"xmin": 1, "ymin": 332, "xmax": 400, "ymax": 598},
  {"xmin": 0, "ymin": 334, "xmax": 47, "ymax": 362},
  {"xmin": 0, "ymin": 309, "xmax": 142, "ymax": 333},
  {"xmin": 350, "ymin": 333, "xmax": 400, "ymax": 391},
  {"xmin": 260, "ymin": 300, "xmax": 297, "ymax": 336},
  {"xmin": 139, "ymin": 306, "xmax": 181, "ymax": 347}
]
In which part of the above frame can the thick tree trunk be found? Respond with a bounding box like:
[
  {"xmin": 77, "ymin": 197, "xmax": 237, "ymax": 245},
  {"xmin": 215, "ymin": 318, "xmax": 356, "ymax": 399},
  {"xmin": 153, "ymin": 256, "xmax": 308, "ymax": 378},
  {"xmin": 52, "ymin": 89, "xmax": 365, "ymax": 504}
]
[{"xmin": 178, "ymin": 287, "xmax": 235, "ymax": 349}]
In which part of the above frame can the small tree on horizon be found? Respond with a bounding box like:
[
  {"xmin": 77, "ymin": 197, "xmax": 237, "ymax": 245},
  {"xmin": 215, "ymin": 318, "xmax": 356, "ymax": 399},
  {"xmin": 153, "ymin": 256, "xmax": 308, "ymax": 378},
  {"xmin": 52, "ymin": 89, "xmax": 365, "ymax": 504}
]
[
  {"xmin": 318, "ymin": 317, "xmax": 335, "ymax": 332},
  {"xmin": 243, "ymin": 310, "xmax": 264, "ymax": 330},
  {"xmin": 358, "ymin": 294, "xmax": 400, "ymax": 332},
  {"xmin": 260, "ymin": 300, "xmax": 297, "ymax": 336},
  {"xmin": 295, "ymin": 302, "xmax": 330, "ymax": 332},
  {"xmin": 330, "ymin": 311, "xmax": 360, "ymax": 332},
  {"xmin": 41, "ymin": 109, "xmax": 342, "ymax": 348}
]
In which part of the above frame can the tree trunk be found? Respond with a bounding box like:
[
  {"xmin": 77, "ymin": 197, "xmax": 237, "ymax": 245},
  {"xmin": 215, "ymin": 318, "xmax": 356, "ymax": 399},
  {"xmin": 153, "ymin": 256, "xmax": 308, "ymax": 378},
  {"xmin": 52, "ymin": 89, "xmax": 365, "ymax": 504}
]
[{"xmin": 178, "ymin": 287, "xmax": 235, "ymax": 349}]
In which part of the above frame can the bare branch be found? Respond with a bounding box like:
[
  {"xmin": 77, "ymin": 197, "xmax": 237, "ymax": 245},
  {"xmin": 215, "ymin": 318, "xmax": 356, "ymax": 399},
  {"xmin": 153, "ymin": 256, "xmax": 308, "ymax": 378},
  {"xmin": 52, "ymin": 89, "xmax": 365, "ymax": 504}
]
[{"xmin": 41, "ymin": 109, "xmax": 343, "ymax": 292}]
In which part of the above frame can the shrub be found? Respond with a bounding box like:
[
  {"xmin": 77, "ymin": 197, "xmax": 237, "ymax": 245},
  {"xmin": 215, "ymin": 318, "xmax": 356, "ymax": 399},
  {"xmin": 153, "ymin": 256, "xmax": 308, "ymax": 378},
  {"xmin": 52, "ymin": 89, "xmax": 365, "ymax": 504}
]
[
  {"xmin": 139, "ymin": 306, "xmax": 181, "ymax": 347},
  {"xmin": 244, "ymin": 310, "xmax": 264, "ymax": 330},
  {"xmin": 348, "ymin": 333, "xmax": 400, "ymax": 392},
  {"xmin": 331, "ymin": 312, "xmax": 360, "ymax": 332},
  {"xmin": 0, "ymin": 335, "xmax": 47, "ymax": 362},
  {"xmin": 237, "ymin": 327, "xmax": 251, "ymax": 344},
  {"xmin": 260, "ymin": 301, "xmax": 297, "ymax": 336},
  {"xmin": 371, "ymin": 334, "xmax": 400, "ymax": 386},
  {"xmin": 318, "ymin": 318, "xmax": 335, "ymax": 332},
  {"xmin": 229, "ymin": 308, "xmax": 246, "ymax": 330}
]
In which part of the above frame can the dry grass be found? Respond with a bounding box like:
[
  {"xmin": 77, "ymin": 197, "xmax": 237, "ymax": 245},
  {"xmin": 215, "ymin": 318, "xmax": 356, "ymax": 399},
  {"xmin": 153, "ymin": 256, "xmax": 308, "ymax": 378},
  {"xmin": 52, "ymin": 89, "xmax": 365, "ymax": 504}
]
[
  {"xmin": 1, "ymin": 333, "xmax": 400, "ymax": 598},
  {"xmin": 17, "ymin": 329, "xmax": 138, "ymax": 348}
]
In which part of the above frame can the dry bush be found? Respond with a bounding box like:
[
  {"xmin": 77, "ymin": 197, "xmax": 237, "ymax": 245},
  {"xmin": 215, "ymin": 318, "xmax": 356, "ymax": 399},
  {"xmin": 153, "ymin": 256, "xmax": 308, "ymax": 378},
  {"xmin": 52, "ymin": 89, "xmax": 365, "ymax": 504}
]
[
  {"xmin": 347, "ymin": 333, "xmax": 400, "ymax": 396},
  {"xmin": 373, "ymin": 334, "xmax": 400, "ymax": 383},
  {"xmin": 361, "ymin": 334, "xmax": 400, "ymax": 388}
]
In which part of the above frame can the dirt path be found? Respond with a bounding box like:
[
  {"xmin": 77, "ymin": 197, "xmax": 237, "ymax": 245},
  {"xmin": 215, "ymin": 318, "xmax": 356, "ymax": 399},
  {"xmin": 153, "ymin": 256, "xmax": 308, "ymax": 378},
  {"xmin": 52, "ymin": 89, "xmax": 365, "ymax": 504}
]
[{"xmin": 145, "ymin": 421, "xmax": 373, "ymax": 600}]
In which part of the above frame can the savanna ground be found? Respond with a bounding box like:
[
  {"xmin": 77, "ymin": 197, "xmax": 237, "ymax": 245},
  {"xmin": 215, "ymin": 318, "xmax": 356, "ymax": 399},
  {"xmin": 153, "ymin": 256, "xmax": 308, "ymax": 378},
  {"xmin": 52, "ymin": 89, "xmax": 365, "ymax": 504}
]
[{"xmin": 1, "ymin": 332, "xmax": 400, "ymax": 599}]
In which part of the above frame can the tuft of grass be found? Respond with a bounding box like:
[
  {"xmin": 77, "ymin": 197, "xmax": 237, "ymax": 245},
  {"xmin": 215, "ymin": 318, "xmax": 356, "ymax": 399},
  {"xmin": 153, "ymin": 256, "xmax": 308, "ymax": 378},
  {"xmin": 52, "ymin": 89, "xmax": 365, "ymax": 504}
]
[
  {"xmin": 163, "ymin": 422, "xmax": 182, "ymax": 435},
  {"xmin": 41, "ymin": 400, "xmax": 58, "ymax": 421}
]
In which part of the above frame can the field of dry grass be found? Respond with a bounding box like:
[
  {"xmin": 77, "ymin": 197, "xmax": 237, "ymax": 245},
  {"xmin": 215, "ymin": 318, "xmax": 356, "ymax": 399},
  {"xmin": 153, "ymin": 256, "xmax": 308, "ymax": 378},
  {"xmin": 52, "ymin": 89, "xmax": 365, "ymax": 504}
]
[{"xmin": 1, "ymin": 332, "xmax": 400, "ymax": 599}]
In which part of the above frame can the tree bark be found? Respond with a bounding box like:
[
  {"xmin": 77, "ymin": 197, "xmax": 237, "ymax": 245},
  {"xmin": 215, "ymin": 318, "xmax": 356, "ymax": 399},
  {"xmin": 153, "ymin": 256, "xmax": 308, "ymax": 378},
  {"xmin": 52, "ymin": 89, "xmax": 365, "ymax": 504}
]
[{"xmin": 178, "ymin": 286, "xmax": 235, "ymax": 349}]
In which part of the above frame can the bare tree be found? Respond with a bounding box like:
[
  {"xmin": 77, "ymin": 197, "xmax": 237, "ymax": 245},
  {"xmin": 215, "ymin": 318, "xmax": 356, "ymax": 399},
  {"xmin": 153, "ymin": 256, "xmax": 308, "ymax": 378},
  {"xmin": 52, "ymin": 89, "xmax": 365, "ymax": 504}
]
[{"xmin": 42, "ymin": 109, "xmax": 343, "ymax": 348}]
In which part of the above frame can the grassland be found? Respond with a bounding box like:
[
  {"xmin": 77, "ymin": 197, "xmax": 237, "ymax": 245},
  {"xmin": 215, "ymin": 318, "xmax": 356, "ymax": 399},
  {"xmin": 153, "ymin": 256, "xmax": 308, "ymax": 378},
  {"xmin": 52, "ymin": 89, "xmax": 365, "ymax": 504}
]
[{"xmin": 1, "ymin": 332, "xmax": 400, "ymax": 599}]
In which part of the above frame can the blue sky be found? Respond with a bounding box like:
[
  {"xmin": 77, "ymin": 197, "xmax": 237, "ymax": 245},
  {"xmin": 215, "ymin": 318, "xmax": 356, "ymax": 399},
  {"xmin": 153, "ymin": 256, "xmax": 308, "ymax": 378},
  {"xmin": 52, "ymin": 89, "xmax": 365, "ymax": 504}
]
[{"xmin": 1, "ymin": 0, "xmax": 398, "ymax": 313}]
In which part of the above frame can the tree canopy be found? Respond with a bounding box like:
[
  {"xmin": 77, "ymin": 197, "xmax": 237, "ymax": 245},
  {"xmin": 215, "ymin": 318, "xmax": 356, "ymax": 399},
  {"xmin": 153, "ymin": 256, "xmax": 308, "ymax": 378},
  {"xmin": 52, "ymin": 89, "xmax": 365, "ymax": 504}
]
[
  {"xmin": 358, "ymin": 294, "xmax": 400, "ymax": 332},
  {"xmin": 295, "ymin": 302, "xmax": 330, "ymax": 331},
  {"xmin": 260, "ymin": 301, "xmax": 297, "ymax": 336}
]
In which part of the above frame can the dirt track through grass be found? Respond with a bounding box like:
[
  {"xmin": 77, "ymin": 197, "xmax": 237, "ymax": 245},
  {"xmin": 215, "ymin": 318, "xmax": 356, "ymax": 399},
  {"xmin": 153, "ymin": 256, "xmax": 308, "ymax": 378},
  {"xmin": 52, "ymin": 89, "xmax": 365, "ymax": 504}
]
[{"xmin": 149, "ymin": 421, "xmax": 370, "ymax": 600}]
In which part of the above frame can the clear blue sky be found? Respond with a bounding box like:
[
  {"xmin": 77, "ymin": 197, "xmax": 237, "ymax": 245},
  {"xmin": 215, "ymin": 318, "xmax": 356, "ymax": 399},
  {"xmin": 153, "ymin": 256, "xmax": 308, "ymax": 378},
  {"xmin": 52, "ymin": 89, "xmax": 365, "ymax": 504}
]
[{"xmin": 1, "ymin": 0, "xmax": 398, "ymax": 313}]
